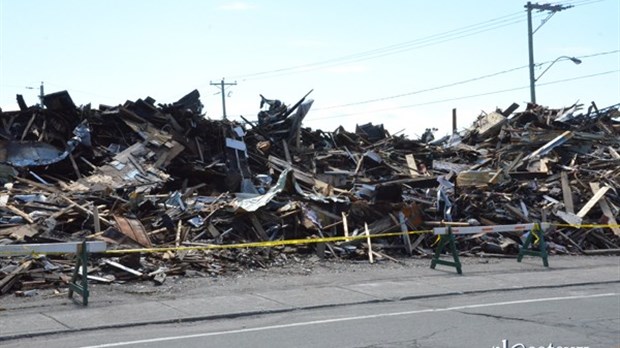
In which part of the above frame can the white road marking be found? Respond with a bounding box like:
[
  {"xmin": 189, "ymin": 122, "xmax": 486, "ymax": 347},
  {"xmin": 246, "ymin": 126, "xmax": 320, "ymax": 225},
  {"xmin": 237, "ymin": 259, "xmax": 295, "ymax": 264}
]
[{"xmin": 81, "ymin": 292, "xmax": 618, "ymax": 347}]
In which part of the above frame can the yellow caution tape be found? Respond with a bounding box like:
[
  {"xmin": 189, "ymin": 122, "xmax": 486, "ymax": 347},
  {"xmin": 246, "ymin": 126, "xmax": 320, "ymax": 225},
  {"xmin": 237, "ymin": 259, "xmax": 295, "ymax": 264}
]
[
  {"xmin": 103, "ymin": 229, "xmax": 434, "ymax": 255},
  {"xmin": 5, "ymin": 222, "xmax": 617, "ymax": 257},
  {"xmin": 532, "ymin": 229, "xmax": 541, "ymax": 245}
]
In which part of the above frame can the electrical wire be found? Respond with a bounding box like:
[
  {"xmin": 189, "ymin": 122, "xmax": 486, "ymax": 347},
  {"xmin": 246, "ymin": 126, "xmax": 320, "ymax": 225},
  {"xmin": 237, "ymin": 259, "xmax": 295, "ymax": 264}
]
[
  {"xmin": 228, "ymin": 0, "xmax": 604, "ymax": 81},
  {"xmin": 557, "ymin": 0, "xmax": 605, "ymax": 7},
  {"xmin": 313, "ymin": 50, "xmax": 619, "ymax": 111},
  {"xmin": 247, "ymin": 18, "xmax": 529, "ymax": 81},
  {"xmin": 229, "ymin": 11, "xmax": 531, "ymax": 80},
  {"xmin": 314, "ymin": 65, "xmax": 530, "ymax": 111},
  {"xmin": 308, "ymin": 70, "xmax": 619, "ymax": 121}
]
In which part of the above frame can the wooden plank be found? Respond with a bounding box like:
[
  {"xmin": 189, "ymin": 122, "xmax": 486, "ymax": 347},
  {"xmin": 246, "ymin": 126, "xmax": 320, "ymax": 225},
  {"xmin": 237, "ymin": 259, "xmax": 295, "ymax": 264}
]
[
  {"xmin": 249, "ymin": 214, "xmax": 269, "ymax": 241},
  {"xmin": 523, "ymin": 130, "xmax": 573, "ymax": 161},
  {"xmin": 69, "ymin": 154, "xmax": 82, "ymax": 179},
  {"xmin": 341, "ymin": 212, "xmax": 350, "ymax": 241},
  {"xmin": 49, "ymin": 203, "xmax": 78, "ymax": 220},
  {"xmin": 397, "ymin": 212, "xmax": 412, "ymax": 256},
  {"xmin": 195, "ymin": 137, "xmax": 205, "ymax": 162},
  {"xmin": 113, "ymin": 215, "xmax": 152, "ymax": 247},
  {"xmin": 432, "ymin": 160, "xmax": 470, "ymax": 174},
  {"xmin": 0, "ymin": 260, "xmax": 33, "ymax": 294},
  {"xmin": 589, "ymin": 182, "xmax": 620, "ymax": 236},
  {"xmin": 576, "ymin": 185, "xmax": 610, "ymax": 218},
  {"xmin": 92, "ymin": 203, "xmax": 101, "ymax": 234},
  {"xmin": 175, "ymin": 219, "xmax": 182, "ymax": 248},
  {"xmin": 0, "ymin": 241, "xmax": 107, "ymax": 254},
  {"xmin": 411, "ymin": 234, "xmax": 426, "ymax": 251},
  {"xmin": 5, "ymin": 224, "xmax": 39, "ymax": 241},
  {"xmin": 505, "ymin": 204, "xmax": 531, "ymax": 222},
  {"xmin": 456, "ymin": 171, "xmax": 495, "ymax": 187},
  {"xmin": 364, "ymin": 223, "xmax": 374, "ymax": 264},
  {"xmin": 560, "ymin": 171, "xmax": 575, "ymax": 214},
  {"xmin": 316, "ymin": 228, "xmax": 338, "ymax": 259},
  {"xmin": 20, "ymin": 113, "xmax": 37, "ymax": 141},
  {"xmin": 371, "ymin": 250, "xmax": 401, "ymax": 264},
  {"xmin": 282, "ymin": 139, "xmax": 292, "ymax": 164},
  {"xmin": 4, "ymin": 204, "xmax": 34, "ymax": 224},
  {"xmin": 405, "ymin": 154, "xmax": 420, "ymax": 177},
  {"xmin": 60, "ymin": 196, "xmax": 111, "ymax": 226},
  {"xmin": 608, "ymin": 146, "xmax": 620, "ymax": 159},
  {"xmin": 103, "ymin": 259, "xmax": 143, "ymax": 277},
  {"xmin": 0, "ymin": 193, "xmax": 9, "ymax": 207},
  {"xmin": 207, "ymin": 223, "xmax": 221, "ymax": 238},
  {"xmin": 475, "ymin": 111, "xmax": 506, "ymax": 137},
  {"xmin": 554, "ymin": 210, "xmax": 582, "ymax": 226}
]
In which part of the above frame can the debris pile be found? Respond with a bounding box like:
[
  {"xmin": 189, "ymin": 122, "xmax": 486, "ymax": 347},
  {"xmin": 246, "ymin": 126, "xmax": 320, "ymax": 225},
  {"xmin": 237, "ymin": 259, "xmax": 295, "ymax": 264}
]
[{"xmin": 0, "ymin": 89, "xmax": 618, "ymax": 294}]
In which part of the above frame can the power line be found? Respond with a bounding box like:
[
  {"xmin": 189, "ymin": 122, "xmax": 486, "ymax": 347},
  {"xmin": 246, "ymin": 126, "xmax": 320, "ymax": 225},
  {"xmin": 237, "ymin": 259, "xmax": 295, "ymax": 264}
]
[
  {"xmin": 308, "ymin": 70, "xmax": 619, "ymax": 121},
  {"xmin": 314, "ymin": 65, "xmax": 530, "ymax": 111},
  {"xmin": 558, "ymin": 0, "xmax": 605, "ymax": 7},
  {"xmin": 314, "ymin": 50, "xmax": 619, "ymax": 111},
  {"xmin": 228, "ymin": 0, "xmax": 602, "ymax": 81},
  {"xmin": 229, "ymin": 11, "xmax": 531, "ymax": 80}
]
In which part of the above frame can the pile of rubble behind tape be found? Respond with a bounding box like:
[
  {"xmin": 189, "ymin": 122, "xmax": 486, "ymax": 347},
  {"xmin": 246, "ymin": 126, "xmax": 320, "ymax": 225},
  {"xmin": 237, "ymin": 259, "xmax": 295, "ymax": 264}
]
[{"xmin": 0, "ymin": 89, "xmax": 618, "ymax": 295}]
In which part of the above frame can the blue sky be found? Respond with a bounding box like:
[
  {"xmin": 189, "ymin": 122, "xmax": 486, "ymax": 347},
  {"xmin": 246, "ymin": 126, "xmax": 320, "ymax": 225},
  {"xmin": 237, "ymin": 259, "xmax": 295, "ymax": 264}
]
[{"xmin": 1, "ymin": 0, "xmax": 618, "ymax": 138}]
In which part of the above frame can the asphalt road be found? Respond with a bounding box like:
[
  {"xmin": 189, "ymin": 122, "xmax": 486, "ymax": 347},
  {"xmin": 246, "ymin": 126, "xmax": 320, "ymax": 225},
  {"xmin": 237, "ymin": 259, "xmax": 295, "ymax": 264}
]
[{"xmin": 5, "ymin": 283, "xmax": 618, "ymax": 348}]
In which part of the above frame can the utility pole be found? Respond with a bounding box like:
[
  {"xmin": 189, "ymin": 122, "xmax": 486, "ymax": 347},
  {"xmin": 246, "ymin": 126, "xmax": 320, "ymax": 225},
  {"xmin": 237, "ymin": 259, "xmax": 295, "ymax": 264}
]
[
  {"xmin": 25, "ymin": 81, "xmax": 45, "ymax": 108},
  {"xmin": 210, "ymin": 78, "xmax": 237, "ymax": 120},
  {"xmin": 525, "ymin": 2, "xmax": 573, "ymax": 104},
  {"xmin": 39, "ymin": 81, "xmax": 44, "ymax": 108}
]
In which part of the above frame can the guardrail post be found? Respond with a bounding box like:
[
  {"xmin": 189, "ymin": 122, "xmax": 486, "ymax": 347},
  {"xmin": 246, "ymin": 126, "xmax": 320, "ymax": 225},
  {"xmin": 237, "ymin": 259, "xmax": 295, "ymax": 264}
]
[
  {"xmin": 430, "ymin": 226, "xmax": 462, "ymax": 274},
  {"xmin": 68, "ymin": 241, "xmax": 90, "ymax": 305},
  {"xmin": 517, "ymin": 223, "xmax": 549, "ymax": 267}
]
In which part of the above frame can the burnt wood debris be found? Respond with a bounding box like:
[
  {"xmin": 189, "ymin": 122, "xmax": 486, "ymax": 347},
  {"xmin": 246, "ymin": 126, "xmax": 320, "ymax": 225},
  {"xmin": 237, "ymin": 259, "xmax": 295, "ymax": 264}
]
[{"xmin": 0, "ymin": 89, "xmax": 618, "ymax": 295}]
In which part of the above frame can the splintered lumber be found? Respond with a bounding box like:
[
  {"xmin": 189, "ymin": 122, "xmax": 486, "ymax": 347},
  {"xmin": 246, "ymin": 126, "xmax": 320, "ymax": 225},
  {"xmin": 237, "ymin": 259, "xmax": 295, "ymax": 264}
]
[
  {"xmin": 103, "ymin": 259, "xmax": 143, "ymax": 277},
  {"xmin": 113, "ymin": 215, "xmax": 152, "ymax": 247},
  {"xmin": 398, "ymin": 212, "xmax": 413, "ymax": 256},
  {"xmin": 576, "ymin": 185, "xmax": 611, "ymax": 218},
  {"xmin": 365, "ymin": 223, "xmax": 374, "ymax": 264},
  {"xmin": 4, "ymin": 205, "xmax": 34, "ymax": 224},
  {"xmin": 92, "ymin": 203, "xmax": 101, "ymax": 233},
  {"xmin": 560, "ymin": 171, "xmax": 575, "ymax": 214},
  {"xmin": 4, "ymin": 225, "xmax": 38, "ymax": 241},
  {"xmin": 249, "ymin": 214, "xmax": 269, "ymax": 241},
  {"xmin": 0, "ymin": 260, "xmax": 33, "ymax": 294},
  {"xmin": 405, "ymin": 154, "xmax": 420, "ymax": 177},
  {"xmin": 342, "ymin": 212, "xmax": 350, "ymax": 241},
  {"xmin": 523, "ymin": 130, "xmax": 573, "ymax": 161},
  {"xmin": 589, "ymin": 182, "xmax": 620, "ymax": 236},
  {"xmin": 1, "ymin": 87, "xmax": 620, "ymax": 294}
]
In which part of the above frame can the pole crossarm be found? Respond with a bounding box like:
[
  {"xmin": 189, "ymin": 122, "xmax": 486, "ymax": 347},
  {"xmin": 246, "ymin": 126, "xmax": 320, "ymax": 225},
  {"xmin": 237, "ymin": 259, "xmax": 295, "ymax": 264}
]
[
  {"xmin": 210, "ymin": 78, "xmax": 237, "ymax": 120},
  {"xmin": 526, "ymin": 3, "xmax": 573, "ymax": 12},
  {"xmin": 525, "ymin": 1, "xmax": 574, "ymax": 104}
]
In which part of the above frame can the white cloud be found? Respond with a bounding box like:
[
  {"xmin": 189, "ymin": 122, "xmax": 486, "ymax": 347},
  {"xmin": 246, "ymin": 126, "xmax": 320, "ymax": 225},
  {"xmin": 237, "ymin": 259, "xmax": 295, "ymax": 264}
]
[{"xmin": 218, "ymin": 2, "xmax": 256, "ymax": 11}]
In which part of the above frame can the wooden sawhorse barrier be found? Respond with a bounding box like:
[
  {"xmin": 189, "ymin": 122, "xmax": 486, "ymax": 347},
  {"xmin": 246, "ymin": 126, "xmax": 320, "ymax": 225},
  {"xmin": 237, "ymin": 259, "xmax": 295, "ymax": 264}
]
[
  {"xmin": 0, "ymin": 241, "xmax": 107, "ymax": 305},
  {"xmin": 430, "ymin": 222, "xmax": 550, "ymax": 274}
]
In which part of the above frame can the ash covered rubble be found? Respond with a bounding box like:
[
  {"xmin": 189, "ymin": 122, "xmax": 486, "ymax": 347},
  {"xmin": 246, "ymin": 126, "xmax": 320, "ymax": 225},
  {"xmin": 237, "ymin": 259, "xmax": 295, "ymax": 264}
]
[{"xmin": 0, "ymin": 88, "xmax": 618, "ymax": 295}]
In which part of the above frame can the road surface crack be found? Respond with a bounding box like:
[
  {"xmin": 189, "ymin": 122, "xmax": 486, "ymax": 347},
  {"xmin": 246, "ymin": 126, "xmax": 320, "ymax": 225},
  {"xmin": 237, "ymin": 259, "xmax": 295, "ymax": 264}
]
[{"xmin": 456, "ymin": 310, "xmax": 539, "ymax": 324}]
